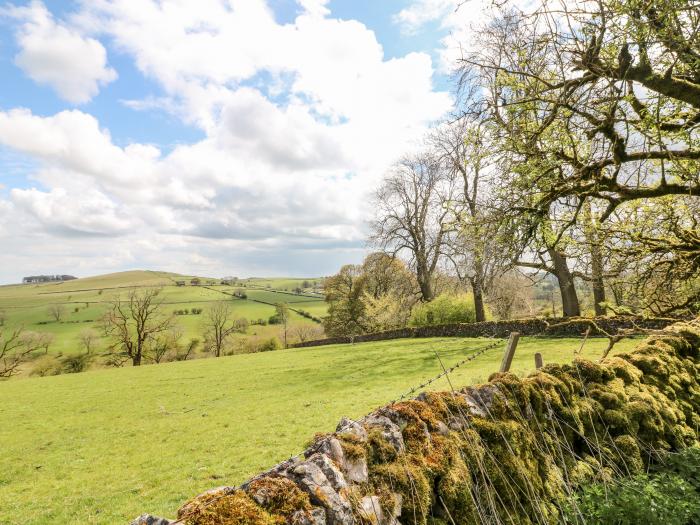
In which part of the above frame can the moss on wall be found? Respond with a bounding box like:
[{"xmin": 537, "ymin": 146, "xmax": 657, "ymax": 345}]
[{"xmin": 137, "ymin": 321, "xmax": 700, "ymax": 525}]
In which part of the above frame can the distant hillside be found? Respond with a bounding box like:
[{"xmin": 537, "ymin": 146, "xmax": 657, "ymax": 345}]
[{"xmin": 0, "ymin": 270, "xmax": 327, "ymax": 371}]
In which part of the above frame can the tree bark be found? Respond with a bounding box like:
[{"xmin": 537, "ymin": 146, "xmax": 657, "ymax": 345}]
[
  {"xmin": 584, "ymin": 203, "xmax": 607, "ymax": 316},
  {"xmin": 590, "ymin": 244, "xmax": 607, "ymax": 316},
  {"xmin": 548, "ymin": 248, "xmax": 581, "ymax": 317},
  {"xmin": 418, "ymin": 277, "xmax": 434, "ymax": 302},
  {"xmin": 416, "ymin": 260, "xmax": 434, "ymax": 302},
  {"xmin": 472, "ymin": 283, "xmax": 486, "ymax": 322}
]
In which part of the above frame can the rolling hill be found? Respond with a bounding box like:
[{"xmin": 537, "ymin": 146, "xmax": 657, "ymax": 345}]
[{"xmin": 0, "ymin": 270, "xmax": 327, "ymax": 363}]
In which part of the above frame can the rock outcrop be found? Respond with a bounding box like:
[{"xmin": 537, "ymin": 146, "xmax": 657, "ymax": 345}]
[{"xmin": 133, "ymin": 321, "xmax": 700, "ymax": 524}]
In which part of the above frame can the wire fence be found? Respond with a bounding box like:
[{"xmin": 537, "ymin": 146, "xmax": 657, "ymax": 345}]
[
  {"xmin": 163, "ymin": 336, "xmax": 506, "ymax": 524},
  {"xmin": 389, "ymin": 338, "xmax": 504, "ymax": 405}
]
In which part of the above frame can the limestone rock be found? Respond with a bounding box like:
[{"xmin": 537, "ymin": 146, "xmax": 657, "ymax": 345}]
[
  {"xmin": 308, "ymin": 453, "xmax": 348, "ymax": 492},
  {"xmin": 336, "ymin": 417, "xmax": 367, "ymax": 441},
  {"xmin": 342, "ymin": 456, "xmax": 368, "ymax": 483},
  {"xmin": 291, "ymin": 507, "xmax": 327, "ymax": 525},
  {"xmin": 130, "ymin": 515, "xmax": 174, "ymax": 525},
  {"xmin": 363, "ymin": 413, "xmax": 405, "ymax": 453},
  {"xmin": 358, "ymin": 495, "xmax": 383, "ymax": 523},
  {"xmin": 306, "ymin": 436, "xmax": 345, "ymax": 466},
  {"xmin": 289, "ymin": 460, "xmax": 354, "ymax": 525},
  {"xmin": 435, "ymin": 420, "xmax": 450, "ymax": 435},
  {"xmin": 357, "ymin": 494, "xmax": 402, "ymax": 525}
]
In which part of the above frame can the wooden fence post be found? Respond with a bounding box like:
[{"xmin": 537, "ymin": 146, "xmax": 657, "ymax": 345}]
[
  {"xmin": 535, "ymin": 352, "xmax": 544, "ymax": 370},
  {"xmin": 499, "ymin": 332, "xmax": 520, "ymax": 373}
]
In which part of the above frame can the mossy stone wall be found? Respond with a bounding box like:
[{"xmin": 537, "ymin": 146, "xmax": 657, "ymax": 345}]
[{"xmin": 132, "ymin": 321, "xmax": 700, "ymax": 525}]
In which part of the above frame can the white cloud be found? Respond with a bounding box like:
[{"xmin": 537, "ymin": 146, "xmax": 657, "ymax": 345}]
[
  {"xmin": 11, "ymin": 186, "xmax": 135, "ymax": 236},
  {"xmin": 0, "ymin": 0, "xmax": 454, "ymax": 282},
  {"xmin": 8, "ymin": 1, "xmax": 117, "ymax": 104},
  {"xmin": 393, "ymin": 0, "xmax": 455, "ymax": 34},
  {"xmin": 297, "ymin": 0, "xmax": 331, "ymax": 18}
]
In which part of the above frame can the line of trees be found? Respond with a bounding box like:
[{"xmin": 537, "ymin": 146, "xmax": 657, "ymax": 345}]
[{"xmin": 361, "ymin": 0, "xmax": 700, "ymax": 325}]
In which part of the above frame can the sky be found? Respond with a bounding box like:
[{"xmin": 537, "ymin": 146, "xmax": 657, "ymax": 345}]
[{"xmin": 0, "ymin": 0, "xmax": 486, "ymax": 284}]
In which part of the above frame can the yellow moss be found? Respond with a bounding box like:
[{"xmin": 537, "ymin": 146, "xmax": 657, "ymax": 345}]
[
  {"xmin": 370, "ymin": 458, "xmax": 432, "ymax": 524},
  {"xmin": 180, "ymin": 491, "xmax": 276, "ymax": 525},
  {"xmin": 367, "ymin": 428, "xmax": 398, "ymax": 464},
  {"xmin": 338, "ymin": 433, "xmax": 367, "ymax": 460},
  {"xmin": 247, "ymin": 476, "xmax": 311, "ymax": 523}
]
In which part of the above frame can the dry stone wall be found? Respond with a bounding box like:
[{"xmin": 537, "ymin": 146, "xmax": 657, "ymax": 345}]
[
  {"xmin": 133, "ymin": 320, "xmax": 700, "ymax": 525},
  {"xmin": 290, "ymin": 316, "xmax": 679, "ymax": 348}
]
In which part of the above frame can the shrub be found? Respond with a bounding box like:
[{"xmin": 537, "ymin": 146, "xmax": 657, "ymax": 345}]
[
  {"xmin": 257, "ymin": 337, "xmax": 282, "ymax": 352},
  {"xmin": 231, "ymin": 336, "xmax": 283, "ymax": 354},
  {"xmin": 409, "ymin": 293, "xmax": 476, "ymax": 327},
  {"xmin": 30, "ymin": 355, "xmax": 63, "ymax": 377},
  {"xmin": 233, "ymin": 317, "xmax": 249, "ymax": 332},
  {"xmin": 268, "ymin": 314, "xmax": 281, "ymax": 325},
  {"xmin": 60, "ymin": 353, "xmax": 92, "ymax": 374},
  {"xmin": 563, "ymin": 448, "xmax": 700, "ymax": 525}
]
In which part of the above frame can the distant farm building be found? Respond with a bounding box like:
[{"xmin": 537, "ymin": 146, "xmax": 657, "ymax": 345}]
[
  {"xmin": 22, "ymin": 275, "xmax": 77, "ymax": 284},
  {"xmin": 176, "ymin": 281, "xmax": 186, "ymax": 287}
]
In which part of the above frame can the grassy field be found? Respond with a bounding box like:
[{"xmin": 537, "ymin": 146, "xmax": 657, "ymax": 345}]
[
  {"xmin": 0, "ymin": 271, "xmax": 327, "ymax": 362},
  {"xmin": 0, "ymin": 335, "xmax": 640, "ymax": 524}
]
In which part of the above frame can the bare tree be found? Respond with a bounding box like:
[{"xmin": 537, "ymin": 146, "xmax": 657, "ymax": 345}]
[
  {"xmin": 147, "ymin": 327, "xmax": 182, "ymax": 363},
  {"xmin": 275, "ymin": 303, "xmax": 290, "ymax": 348},
  {"xmin": 1, "ymin": 326, "xmax": 45, "ymax": 378},
  {"xmin": 370, "ymin": 152, "xmax": 456, "ymax": 301},
  {"xmin": 21, "ymin": 331, "xmax": 55, "ymax": 355},
  {"xmin": 487, "ymin": 272, "xmax": 536, "ymax": 320},
  {"xmin": 78, "ymin": 329, "xmax": 99, "ymax": 355},
  {"xmin": 431, "ymin": 117, "xmax": 509, "ymax": 320},
  {"xmin": 203, "ymin": 302, "xmax": 237, "ymax": 357},
  {"xmin": 102, "ymin": 288, "xmax": 173, "ymax": 366},
  {"xmin": 290, "ymin": 323, "xmax": 324, "ymax": 344},
  {"xmin": 48, "ymin": 304, "xmax": 66, "ymax": 322},
  {"xmin": 175, "ymin": 338, "xmax": 200, "ymax": 361}
]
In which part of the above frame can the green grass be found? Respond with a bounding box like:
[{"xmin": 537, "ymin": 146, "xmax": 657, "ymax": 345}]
[
  {"xmin": 0, "ymin": 335, "xmax": 639, "ymax": 524},
  {"xmin": 0, "ymin": 271, "xmax": 327, "ymax": 361}
]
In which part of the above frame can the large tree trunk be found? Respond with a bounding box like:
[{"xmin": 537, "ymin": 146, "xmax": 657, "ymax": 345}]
[
  {"xmin": 472, "ymin": 284, "xmax": 486, "ymax": 322},
  {"xmin": 418, "ymin": 278, "xmax": 434, "ymax": 302},
  {"xmin": 584, "ymin": 203, "xmax": 607, "ymax": 316},
  {"xmin": 132, "ymin": 353, "xmax": 141, "ymax": 366},
  {"xmin": 470, "ymin": 264, "xmax": 487, "ymax": 322},
  {"xmin": 548, "ymin": 248, "xmax": 581, "ymax": 317},
  {"xmin": 416, "ymin": 261, "xmax": 434, "ymax": 302},
  {"xmin": 590, "ymin": 243, "xmax": 607, "ymax": 316}
]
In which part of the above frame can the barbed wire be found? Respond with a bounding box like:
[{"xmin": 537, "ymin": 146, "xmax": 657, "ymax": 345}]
[{"xmin": 389, "ymin": 338, "xmax": 504, "ymax": 405}]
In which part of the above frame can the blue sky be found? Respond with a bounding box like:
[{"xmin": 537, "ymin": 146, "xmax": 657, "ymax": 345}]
[{"xmin": 0, "ymin": 0, "xmax": 471, "ymax": 283}]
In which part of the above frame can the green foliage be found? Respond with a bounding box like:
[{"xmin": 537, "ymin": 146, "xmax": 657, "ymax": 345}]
[
  {"xmin": 60, "ymin": 353, "xmax": 92, "ymax": 374},
  {"xmin": 409, "ymin": 293, "xmax": 476, "ymax": 327},
  {"xmin": 323, "ymin": 253, "xmax": 416, "ymax": 337},
  {"xmin": 564, "ymin": 448, "xmax": 700, "ymax": 525},
  {"xmin": 257, "ymin": 337, "xmax": 281, "ymax": 352}
]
